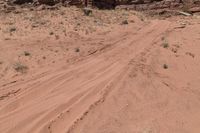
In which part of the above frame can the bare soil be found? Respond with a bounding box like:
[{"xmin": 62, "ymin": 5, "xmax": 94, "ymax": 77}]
[{"xmin": 0, "ymin": 6, "xmax": 200, "ymax": 133}]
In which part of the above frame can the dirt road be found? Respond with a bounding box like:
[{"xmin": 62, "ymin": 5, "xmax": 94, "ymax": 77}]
[{"xmin": 0, "ymin": 9, "xmax": 200, "ymax": 133}]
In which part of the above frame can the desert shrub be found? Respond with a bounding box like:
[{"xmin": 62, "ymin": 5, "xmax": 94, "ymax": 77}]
[{"xmin": 13, "ymin": 62, "xmax": 28, "ymax": 73}]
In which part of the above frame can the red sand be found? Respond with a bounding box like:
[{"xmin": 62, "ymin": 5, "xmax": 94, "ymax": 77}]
[{"xmin": 0, "ymin": 7, "xmax": 200, "ymax": 133}]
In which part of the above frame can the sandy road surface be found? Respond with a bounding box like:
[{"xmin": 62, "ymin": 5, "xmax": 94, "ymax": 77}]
[{"xmin": 0, "ymin": 9, "xmax": 200, "ymax": 133}]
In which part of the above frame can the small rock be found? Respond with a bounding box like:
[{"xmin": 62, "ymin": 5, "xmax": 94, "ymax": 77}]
[
  {"xmin": 121, "ymin": 20, "xmax": 128, "ymax": 25},
  {"xmin": 75, "ymin": 48, "xmax": 80, "ymax": 52},
  {"xmin": 49, "ymin": 31, "xmax": 54, "ymax": 35},
  {"xmin": 24, "ymin": 51, "xmax": 31, "ymax": 56},
  {"xmin": 163, "ymin": 64, "xmax": 168, "ymax": 69},
  {"xmin": 174, "ymin": 25, "xmax": 186, "ymax": 29}
]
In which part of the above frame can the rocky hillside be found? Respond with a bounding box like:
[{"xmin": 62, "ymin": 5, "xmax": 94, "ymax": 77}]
[
  {"xmin": 0, "ymin": 0, "xmax": 200, "ymax": 13},
  {"xmin": 116, "ymin": 0, "xmax": 200, "ymax": 11}
]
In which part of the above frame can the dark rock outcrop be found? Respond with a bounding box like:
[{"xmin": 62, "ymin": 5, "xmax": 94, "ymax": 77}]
[
  {"xmin": 9, "ymin": 0, "xmax": 33, "ymax": 4},
  {"xmin": 2, "ymin": 0, "xmax": 200, "ymax": 11}
]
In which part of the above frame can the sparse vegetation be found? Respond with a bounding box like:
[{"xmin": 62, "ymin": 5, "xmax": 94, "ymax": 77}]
[
  {"xmin": 162, "ymin": 42, "xmax": 169, "ymax": 48},
  {"xmin": 0, "ymin": 2, "xmax": 200, "ymax": 133},
  {"xmin": 162, "ymin": 38, "xmax": 169, "ymax": 48},
  {"xmin": 182, "ymin": 2, "xmax": 192, "ymax": 13},
  {"xmin": 83, "ymin": 8, "xmax": 92, "ymax": 16},
  {"xmin": 13, "ymin": 62, "xmax": 28, "ymax": 73},
  {"xmin": 10, "ymin": 27, "xmax": 16, "ymax": 32}
]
